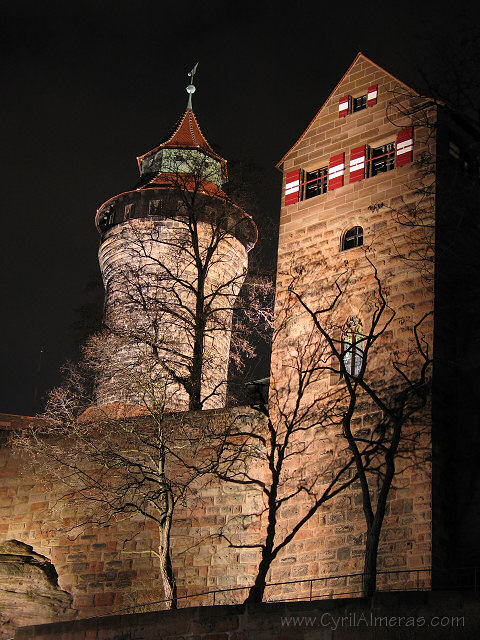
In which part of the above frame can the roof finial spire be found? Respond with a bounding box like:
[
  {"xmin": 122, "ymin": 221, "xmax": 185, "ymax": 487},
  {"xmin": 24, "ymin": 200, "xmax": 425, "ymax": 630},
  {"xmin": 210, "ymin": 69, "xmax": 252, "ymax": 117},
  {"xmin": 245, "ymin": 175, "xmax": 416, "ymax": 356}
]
[{"xmin": 186, "ymin": 62, "xmax": 199, "ymax": 109}]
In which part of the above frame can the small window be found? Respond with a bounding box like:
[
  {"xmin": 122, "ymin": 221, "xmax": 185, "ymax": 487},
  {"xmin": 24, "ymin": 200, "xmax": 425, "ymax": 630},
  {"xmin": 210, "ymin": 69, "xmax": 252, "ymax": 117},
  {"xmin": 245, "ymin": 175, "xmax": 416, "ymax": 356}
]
[
  {"xmin": 449, "ymin": 141, "xmax": 460, "ymax": 160},
  {"xmin": 305, "ymin": 167, "xmax": 328, "ymax": 199},
  {"xmin": 353, "ymin": 95, "xmax": 367, "ymax": 112},
  {"xmin": 149, "ymin": 200, "xmax": 161, "ymax": 215},
  {"xmin": 124, "ymin": 203, "xmax": 135, "ymax": 220},
  {"xmin": 449, "ymin": 140, "xmax": 474, "ymax": 175},
  {"xmin": 341, "ymin": 317, "xmax": 364, "ymax": 377},
  {"xmin": 97, "ymin": 210, "xmax": 109, "ymax": 232},
  {"xmin": 342, "ymin": 226, "xmax": 363, "ymax": 250},
  {"xmin": 369, "ymin": 143, "xmax": 395, "ymax": 176}
]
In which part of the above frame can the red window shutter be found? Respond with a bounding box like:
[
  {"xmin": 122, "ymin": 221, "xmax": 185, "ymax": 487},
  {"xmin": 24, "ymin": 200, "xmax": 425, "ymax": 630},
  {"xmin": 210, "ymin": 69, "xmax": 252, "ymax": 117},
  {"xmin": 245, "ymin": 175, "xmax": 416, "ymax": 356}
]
[
  {"xmin": 349, "ymin": 146, "xmax": 366, "ymax": 183},
  {"xmin": 284, "ymin": 169, "xmax": 301, "ymax": 205},
  {"xmin": 328, "ymin": 153, "xmax": 345, "ymax": 190},
  {"xmin": 338, "ymin": 95, "xmax": 350, "ymax": 118},
  {"xmin": 396, "ymin": 128, "xmax": 414, "ymax": 166},
  {"xmin": 367, "ymin": 84, "xmax": 378, "ymax": 106}
]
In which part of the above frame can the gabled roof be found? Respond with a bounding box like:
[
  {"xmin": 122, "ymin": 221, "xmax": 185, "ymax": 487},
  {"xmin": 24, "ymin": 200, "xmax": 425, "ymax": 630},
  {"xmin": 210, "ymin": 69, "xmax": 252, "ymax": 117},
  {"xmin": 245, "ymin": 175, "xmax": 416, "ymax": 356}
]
[{"xmin": 276, "ymin": 52, "xmax": 419, "ymax": 168}]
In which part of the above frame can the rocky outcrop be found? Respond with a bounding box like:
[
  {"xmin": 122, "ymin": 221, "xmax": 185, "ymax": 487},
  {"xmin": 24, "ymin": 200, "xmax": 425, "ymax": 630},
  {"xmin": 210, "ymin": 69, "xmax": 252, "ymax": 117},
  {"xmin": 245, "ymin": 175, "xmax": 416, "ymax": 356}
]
[{"xmin": 0, "ymin": 540, "xmax": 75, "ymax": 639}]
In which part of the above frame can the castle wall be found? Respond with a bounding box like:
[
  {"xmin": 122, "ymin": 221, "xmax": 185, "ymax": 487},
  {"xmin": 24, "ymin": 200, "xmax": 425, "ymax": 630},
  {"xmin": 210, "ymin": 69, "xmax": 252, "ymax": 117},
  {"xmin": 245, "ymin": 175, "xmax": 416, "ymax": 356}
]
[
  {"xmin": 16, "ymin": 591, "xmax": 480, "ymax": 640},
  {"xmin": 0, "ymin": 416, "xmax": 161, "ymax": 621},
  {"xmin": 0, "ymin": 399, "xmax": 433, "ymax": 635},
  {"xmin": 6, "ymin": 53, "xmax": 479, "ymax": 635},
  {"xmin": 0, "ymin": 409, "xmax": 266, "ymax": 628}
]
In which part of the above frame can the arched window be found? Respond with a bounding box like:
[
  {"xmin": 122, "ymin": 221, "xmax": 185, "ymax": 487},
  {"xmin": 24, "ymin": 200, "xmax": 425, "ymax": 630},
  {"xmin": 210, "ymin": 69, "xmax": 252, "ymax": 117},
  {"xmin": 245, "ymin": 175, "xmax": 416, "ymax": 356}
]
[
  {"xmin": 342, "ymin": 226, "xmax": 363, "ymax": 250},
  {"xmin": 341, "ymin": 316, "xmax": 364, "ymax": 377}
]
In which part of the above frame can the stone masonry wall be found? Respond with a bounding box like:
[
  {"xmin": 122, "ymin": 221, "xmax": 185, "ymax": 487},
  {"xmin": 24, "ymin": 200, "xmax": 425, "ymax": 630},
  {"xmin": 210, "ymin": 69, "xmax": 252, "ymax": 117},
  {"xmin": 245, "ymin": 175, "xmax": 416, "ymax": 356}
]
[
  {"xmin": 269, "ymin": 54, "xmax": 435, "ymax": 592},
  {"xmin": 98, "ymin": 217, "xmax": 248, "ymax": 411},
  {"xmin": 0, "ymin": 414, "xmax": 162, "ymax": 624},
  {"xmin": 16, "ymin": 591, "xmax": 480, "ymax": 640},
  {"xmin": 1, "ymin": 398, "xmax": 432, "ymax": 636},
  {"xmin": 0, "ymin": 58, "xmax": 437, "ymax": 625},
  {"xmin": 0, "ymin": 409, "xmax": 266, "ymax": 634}
]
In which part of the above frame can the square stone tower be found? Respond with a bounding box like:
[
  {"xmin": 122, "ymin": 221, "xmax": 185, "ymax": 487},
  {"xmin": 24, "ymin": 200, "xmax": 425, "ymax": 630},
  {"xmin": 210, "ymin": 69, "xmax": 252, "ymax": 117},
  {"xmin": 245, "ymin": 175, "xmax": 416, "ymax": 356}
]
[{"xmin": 271, "ymin": 52, "xmax": 480, "ymax": 590}]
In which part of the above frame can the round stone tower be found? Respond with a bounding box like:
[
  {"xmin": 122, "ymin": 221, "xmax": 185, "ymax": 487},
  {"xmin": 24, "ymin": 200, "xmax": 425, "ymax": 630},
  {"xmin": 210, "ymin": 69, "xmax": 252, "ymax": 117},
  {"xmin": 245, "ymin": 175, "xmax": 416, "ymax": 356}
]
[{"xmin": 95, "ymin": 76, "xmax": 257, "ymax": 411}]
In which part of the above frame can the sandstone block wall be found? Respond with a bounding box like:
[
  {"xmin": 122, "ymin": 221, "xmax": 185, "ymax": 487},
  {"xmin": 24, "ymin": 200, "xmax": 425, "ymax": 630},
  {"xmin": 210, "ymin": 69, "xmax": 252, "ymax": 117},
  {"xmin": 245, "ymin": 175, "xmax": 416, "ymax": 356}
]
[
  {"xmin": 270, "ymin": 54, "xmax": 435, "ymax": 589},
  {"xmin": 0, "ymin": 400, "xmax": 433, "ymax": 638},
  {"xmin": 0, "ymin": 56, "xmax": 441, "ymax": 634},
  {"xmin": 98, "ymin": 215, "xmax": 248, "ymax": 411},
  {"xmin": 0, "ymin": 409, "xmax": 266, "ymax": 633},
  {"xmin": 0, "ymin": 415, "xmax": 162, "ymax": 623}
]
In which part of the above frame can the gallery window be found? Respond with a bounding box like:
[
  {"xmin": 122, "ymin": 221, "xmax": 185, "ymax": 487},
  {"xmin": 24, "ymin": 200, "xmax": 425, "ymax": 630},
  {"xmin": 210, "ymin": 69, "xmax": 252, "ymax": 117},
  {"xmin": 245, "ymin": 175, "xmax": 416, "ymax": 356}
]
[
  {"xmin": 124, "ymin": 203, "xmax": 135, "ymax": 220},
  {"xmin": 341, "ymin": 316, "xmax": 364, "ymax": 377},
  {"xmin": 449, "ymin": 140, "xmax": 476, "ymax": 176},
  {"xmin": 149, "ymin": 200, "xmax": 161, "ymax": 215},
  {"xmin": 342, "ymin": 226, "xmax": 363, "ymax": 250}
]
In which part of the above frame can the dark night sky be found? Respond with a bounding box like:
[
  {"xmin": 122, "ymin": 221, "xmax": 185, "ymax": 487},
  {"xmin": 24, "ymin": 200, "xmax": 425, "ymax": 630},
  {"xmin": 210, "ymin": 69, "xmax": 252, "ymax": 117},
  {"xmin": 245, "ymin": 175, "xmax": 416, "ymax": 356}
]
[{"xmin": 0, "ymin": 1, "xmax": 478, "ymax": 415}]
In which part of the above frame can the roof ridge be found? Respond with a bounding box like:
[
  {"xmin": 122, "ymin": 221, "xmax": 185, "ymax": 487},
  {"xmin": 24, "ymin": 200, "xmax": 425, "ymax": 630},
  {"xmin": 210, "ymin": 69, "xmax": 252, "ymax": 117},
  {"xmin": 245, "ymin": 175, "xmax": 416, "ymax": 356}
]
[{"xmin": 188, "ymin": 110, "xmax": 198, "ymax": 147}]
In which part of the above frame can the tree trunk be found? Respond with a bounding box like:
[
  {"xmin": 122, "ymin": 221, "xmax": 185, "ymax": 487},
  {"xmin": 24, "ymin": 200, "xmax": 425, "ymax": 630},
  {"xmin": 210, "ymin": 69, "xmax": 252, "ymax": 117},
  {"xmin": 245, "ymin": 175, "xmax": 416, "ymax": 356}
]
[
  {"xmin": 159, "ymin": 522, "xmax": 177, "ymax": 609},
  {"xmin": 245, "ymin": 474, "xmax": 279, "ymax": 603},
  {"xmin": 157, "ymin": 442, "xmax": 177, "ymax": 609},
  {"xmin": 362, "ymin": 428, "xmax": 399, "ymax": 598},
  {"xmin": 245, "ymin": 553, "xmax": 271, "ymax": 603},
  {"xmin": 363, "ymin": 525, "xmax": 380, "ymax": 597},
  {"xmin": 362, "ymin": 466, "xmax": 394, "ymax": 598},
  {"xmin": 189, "ymin": 277, "xmax": 206, "ymax": 411}
]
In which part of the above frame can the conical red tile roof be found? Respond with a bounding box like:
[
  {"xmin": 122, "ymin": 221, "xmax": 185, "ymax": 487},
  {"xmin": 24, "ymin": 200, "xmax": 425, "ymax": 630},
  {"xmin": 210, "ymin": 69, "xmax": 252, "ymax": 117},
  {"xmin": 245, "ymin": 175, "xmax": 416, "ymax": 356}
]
[
  {"xmin": 163, "ymin": 108, "xmax": 215, "ymax": 152},
  {"xmin": 137, "ymin": 108, "xmax": 226, "ymax": 172}
]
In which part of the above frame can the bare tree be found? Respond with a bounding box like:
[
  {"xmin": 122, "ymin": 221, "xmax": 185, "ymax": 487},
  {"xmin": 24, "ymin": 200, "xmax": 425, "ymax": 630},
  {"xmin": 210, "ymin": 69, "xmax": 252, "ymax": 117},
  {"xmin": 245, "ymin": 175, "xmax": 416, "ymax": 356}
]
[
  {"xmin": 14, "ymin": 331, "xmax": 233, "ymax": 609},
  {"xmin": 214, "ymin": 329, "xmax": 358, "ymax": 604},
  {"xmin": 97, "ymin": 153, "xmax": 271, "ymax": 412},
  {"xmin": 15, "ymin": 152, "xmax": 274, "ymax": 609},
  {"xmin": 210, "ymin": 254, "xmax": 431, "ymax": 602},
  {"xmin": 384, "ymin": 39, "xmax": 480, "ymax": 581},
  {"xmin": 288, "ymin": 258, "xmax": 432, "ymax": 597}
]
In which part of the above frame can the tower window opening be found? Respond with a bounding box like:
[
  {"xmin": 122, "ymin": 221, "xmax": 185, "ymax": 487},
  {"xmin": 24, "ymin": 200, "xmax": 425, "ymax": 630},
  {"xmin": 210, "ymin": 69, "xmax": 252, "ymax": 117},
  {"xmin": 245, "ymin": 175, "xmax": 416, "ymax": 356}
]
[
  {"xmin": 369, "ymin": 142, "xmax": 395, "ymax": 176},
  {"xmin": 305, "ymin": 167, "xmax": 328, "ymax": 199},
  {"xmin": 124, "ymin": 203, "xmax": 135, "ymax": 220},
  {"xmin": 341, "ymin": 317, "xmax": 364, "ymax": 377},
  {"xmin": 342, "ymin": 226, "xmax": 363, "ymax": 250},
  {"xmin": 449, "ymin": 140, "xmax": 475, "ymax": 176},
  {"xmin": 149, "ymin": 200, "xmax": 161, "ymax": 216},
  {"xmin": 353, "ymin": 95, "xmax": 367, "ymax": 112},
  {"xmin": 98, "ymin": 210, "xmax": 109, "ymax": 232}
]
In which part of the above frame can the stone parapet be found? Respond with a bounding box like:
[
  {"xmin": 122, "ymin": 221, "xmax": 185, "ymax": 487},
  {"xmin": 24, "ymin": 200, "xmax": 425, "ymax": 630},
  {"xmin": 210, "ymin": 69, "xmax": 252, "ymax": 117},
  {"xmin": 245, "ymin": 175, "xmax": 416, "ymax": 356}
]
[{"xmin": 15, "ymin": 591, "xmax": 480, "ymax": 639}]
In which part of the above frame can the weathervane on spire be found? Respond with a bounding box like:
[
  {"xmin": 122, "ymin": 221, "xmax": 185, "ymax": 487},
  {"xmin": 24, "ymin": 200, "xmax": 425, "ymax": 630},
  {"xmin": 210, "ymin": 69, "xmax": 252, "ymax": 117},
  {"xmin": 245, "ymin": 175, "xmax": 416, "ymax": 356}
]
[{"xmin": 186, "ymin": 62, "xmax": 199, "ymax": 109}]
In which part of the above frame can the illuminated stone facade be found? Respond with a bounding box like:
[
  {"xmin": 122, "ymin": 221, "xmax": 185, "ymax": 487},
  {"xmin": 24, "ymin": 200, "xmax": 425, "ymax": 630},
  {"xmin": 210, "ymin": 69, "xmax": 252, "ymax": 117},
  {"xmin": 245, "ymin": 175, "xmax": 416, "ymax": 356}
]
[
  {"xmin": 270, "ymin": 52, "xmax": 480, "ymax": 593},
  {"xmin": 1, "ymin": 54, "xmax": 479, "ymax": 634},
  {"xmin": 269, "ymin": 52, "xmax": 436, "ymax": 595},
  {"xmin": 95, "ymin": 108, "xmax": 256, "ymax": 410}
]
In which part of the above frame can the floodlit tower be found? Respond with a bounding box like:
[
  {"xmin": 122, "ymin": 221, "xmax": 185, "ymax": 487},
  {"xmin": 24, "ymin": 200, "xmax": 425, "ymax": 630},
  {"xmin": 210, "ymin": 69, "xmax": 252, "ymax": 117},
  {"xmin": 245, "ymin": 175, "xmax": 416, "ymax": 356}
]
[{"xmin": 95, "ymin": 66, "xmax": 257, "ymax": 410}]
